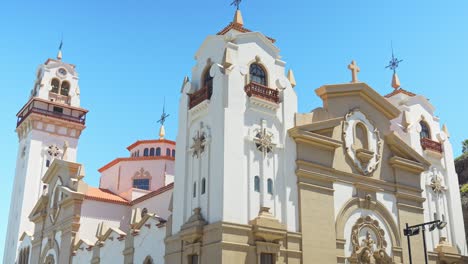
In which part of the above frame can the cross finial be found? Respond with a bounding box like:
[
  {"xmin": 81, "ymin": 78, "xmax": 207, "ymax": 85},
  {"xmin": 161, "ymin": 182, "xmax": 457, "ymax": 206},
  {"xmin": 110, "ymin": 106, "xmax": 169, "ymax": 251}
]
[
  {"xmin": 348, "ymin": 60, "xmax": 360, "ymax": 83},
  {"xmin": 157, "ymin": 98, "xmax": 169, "ymax": 126},
  {"xmin": 385, "ymin": 43, "xmax": 403, "ymax": 74},
  {"xmin": 231, "ymin": 0, "xmax": 242, "ymax": 10}
]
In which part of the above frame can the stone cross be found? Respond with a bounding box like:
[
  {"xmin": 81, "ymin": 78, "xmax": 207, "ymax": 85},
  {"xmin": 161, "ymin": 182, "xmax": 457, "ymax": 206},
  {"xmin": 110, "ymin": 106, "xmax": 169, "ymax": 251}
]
[
  {"xmin": 253, "ymin": 119, "xmax": 275, "ymax": 157},
  {"xmin": 348, "ymin": 60, "xmax": 360, "ymax": 83}
]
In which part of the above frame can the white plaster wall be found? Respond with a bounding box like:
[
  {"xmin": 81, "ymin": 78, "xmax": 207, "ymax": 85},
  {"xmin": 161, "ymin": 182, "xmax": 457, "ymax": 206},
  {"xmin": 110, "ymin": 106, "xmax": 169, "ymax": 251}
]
[
  {"xmin": 133, "ymin": 219, "xmax": 166, "ymax": 263},
  {"xmin": 132, "ymin": 188, "xmax": 173, "ymax": 220},
  {"xmin": 4, "ymin": 127, "xmax": 80, "ymax": 264},
  {"xmin": 388, "ymin": 93, "xmax": 467, "ymax": 254},
  {"xmin": 72, "ymin": 247, "xmax": 93, "ymax": 264},
  {"xmin": 99, "ymin": 235, "xmax": 125, "ymax": 264},
  {"xmin": 78, "ymin": 200, "xmax": 130, "ymax": 242},
  {"xmin": 376, "ymin": 191, "xmax": 398, "ymax": 226},
  {"xmin": 173, "ymin": 30, "xmax": 299, "ymax": 233},
  {"xmin": 333, "ymin": 182, "xmax": 354, "ymax": 221}
]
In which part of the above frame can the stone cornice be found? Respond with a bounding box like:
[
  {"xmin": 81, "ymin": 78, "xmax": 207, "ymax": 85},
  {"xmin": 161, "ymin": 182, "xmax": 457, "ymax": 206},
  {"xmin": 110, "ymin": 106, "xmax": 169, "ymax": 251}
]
[
  {"xmin": 296, "ymin": 159, "xmax": 423, "ymax": 197},
  {"xmin": 289, "ymin": 129, "xmax": 342, "ymax": 150},
  {"xmin": 389, "ymin": 156, "xmax": 426, "ymax": 174}
]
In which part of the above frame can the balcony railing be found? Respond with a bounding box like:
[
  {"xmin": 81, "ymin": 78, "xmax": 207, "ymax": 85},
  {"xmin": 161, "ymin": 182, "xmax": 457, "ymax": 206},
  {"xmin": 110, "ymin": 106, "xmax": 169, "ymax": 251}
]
[
  {"xmin": 244, "ymin": 82, "xmax": 279, "ymax": 104},
  {"xmin": 421, "ymin": 137, "xmax": 443, "ymax": 153},
  {"xmin": 189, "ymin": 85, "xmax": 212, "ymax": 109},
  {"xmin": 17, "ymin": 99, "xmax": 87, "ymax": 127}
]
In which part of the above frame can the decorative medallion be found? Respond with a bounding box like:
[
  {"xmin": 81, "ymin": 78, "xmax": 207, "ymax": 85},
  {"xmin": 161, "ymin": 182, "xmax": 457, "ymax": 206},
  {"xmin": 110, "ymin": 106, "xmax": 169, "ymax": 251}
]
[
  {"xmin": 47, "ymin": 144, "xmax": 61, "ymax": 158},
  {"xmin": 349, "ymin": 216, "xmax": 392, "ymax": 264},
  {"xmin": 191, "ymin": 131, "xmax": 206, "ymax": 158},
  {"xmin": 343, "ymin": 109, "xmax": 382, "ymax": 175},
  {"xmin": 253, "ymin": 119, "xmax": 276, "ymax": 157},
  {"xmin": 429, "ymin": 168, "xmax": 446, "ymax": 193}
]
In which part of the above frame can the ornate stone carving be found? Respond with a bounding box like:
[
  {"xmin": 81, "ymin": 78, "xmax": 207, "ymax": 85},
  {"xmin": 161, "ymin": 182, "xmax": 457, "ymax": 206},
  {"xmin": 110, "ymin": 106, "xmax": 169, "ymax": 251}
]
[
  {"xmin": 343, "ymin": 109, "xmax": 382, "ymax": 175},
  {"xmin": 47, "ymin": 144, "xmax": 61, "ymax": 158},
  {"xmin": 191, "ymin": 131, "xmax": 206, "ymax": 158},
  {"xmin": 428, "ymin": 167, "xmax": 446, "ymax": 194},
  {"xmin": 253, "ymin": 119, "xmax": 276, "ymax": 157},
  {"xmin": 349, "ymin": 216, "xmax": 392, "ymax": 264}
]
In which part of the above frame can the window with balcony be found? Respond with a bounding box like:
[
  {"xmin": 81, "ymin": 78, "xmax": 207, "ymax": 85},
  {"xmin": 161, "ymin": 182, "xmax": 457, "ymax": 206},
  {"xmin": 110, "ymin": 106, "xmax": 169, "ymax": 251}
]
[
  {"xmin": 420, "ymin": 121, "xmax": 431, "ymax": 139},
  {"xmin": 250, "ymin": 63, "xmax": 267, "ymax": 86}
]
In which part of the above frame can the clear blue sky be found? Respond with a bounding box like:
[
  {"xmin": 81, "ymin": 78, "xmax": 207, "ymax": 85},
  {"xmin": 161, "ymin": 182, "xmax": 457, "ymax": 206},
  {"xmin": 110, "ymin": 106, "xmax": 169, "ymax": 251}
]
[{"xmin": 1, "ymin": 0, "xmax": 467, "ymax": 258}]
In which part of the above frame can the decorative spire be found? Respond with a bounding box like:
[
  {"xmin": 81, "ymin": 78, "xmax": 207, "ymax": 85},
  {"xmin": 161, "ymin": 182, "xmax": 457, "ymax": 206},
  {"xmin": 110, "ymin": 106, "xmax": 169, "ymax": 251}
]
[
  {"xmin": 231, "ymin": 0, "xmax": 244, "ymax": 26},
  {"xmin": 347, "ymin": 60, "xmax": 360, "ymax": 83},
  {"xmin": 385, "ymin": 43, "xmax": 403, "ymax": 89},
  {"xmin": 442, "ymin": 124, "xmax": 450, "ymax": 138},
  {"xmin": 157, "ymin": 98, "xmax": 170, "ymax": 139},
  {"xmin": 287, "ymin": 69, "xmax": 296, "ymax": 88},
  {"xmin": 57, "ymin": 37, "xmax": 63, "ymax": 60}
]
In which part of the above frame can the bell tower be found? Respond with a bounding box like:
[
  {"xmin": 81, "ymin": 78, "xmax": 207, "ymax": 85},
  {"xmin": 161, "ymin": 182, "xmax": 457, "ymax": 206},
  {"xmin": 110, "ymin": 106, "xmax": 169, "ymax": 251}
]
[
  {"xmin": 3, "ymin": 47, "xmax": 88, "ymax": 264},
  {"xmin": 167, "ymin": 9, "xmax": 300, "ymax": 263}
]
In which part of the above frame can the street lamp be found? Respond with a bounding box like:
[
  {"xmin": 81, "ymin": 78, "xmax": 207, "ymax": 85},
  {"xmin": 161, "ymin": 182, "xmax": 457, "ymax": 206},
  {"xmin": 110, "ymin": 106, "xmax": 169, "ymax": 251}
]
[{"xmin": 404, "ymin": 220, "xmax": 447, "ymax": 264}]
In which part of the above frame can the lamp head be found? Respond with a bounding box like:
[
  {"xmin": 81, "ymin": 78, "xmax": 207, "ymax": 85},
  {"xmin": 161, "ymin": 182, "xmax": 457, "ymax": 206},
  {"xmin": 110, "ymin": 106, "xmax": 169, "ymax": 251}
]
[{"xmin": 437, "ymin": 221, "xmax": 447, "ymax": 230}]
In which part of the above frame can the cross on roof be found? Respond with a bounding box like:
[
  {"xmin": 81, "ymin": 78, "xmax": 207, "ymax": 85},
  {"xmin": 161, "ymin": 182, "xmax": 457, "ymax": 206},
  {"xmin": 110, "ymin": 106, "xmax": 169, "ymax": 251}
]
[
  {"xmin": 157, "ymin": 99, "xmax": 169, "ymax": 126},
  {"xmin": 385, "ymin": 46, "xmax": 403, "ymax": 74},
  {"xmin": 348, "ymin": 60, "xmax": 360, "ymax": 83},
  {"xmin": 231, "ymin": 0, "xmax": 242, "ymax": 10}
]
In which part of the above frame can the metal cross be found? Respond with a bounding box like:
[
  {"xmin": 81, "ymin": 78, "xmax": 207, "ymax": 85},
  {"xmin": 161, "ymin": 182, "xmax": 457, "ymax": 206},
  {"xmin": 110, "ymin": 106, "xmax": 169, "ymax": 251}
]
[
  {"xmin": 231, "ymin": 0, "xmax": 242, "ymax": 10},
  {"xmin": 385, "ymin": 44, "xmax": 403, "ymax": 74},
  {"xmin": 157, "ymin": 98, "xmax": 170, "ymax": 126}
]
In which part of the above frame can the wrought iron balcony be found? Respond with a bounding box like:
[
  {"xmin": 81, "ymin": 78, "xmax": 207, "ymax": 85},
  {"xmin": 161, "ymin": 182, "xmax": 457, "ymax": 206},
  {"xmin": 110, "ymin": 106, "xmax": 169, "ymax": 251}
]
[
  {"xmin": 189, "ymin": 85, "xmax": 213, "ymax": 109},
  {"xmin": 244, "ymin": 82, "xmax": 279, "ymax": 104},
  {"xmin": 421, "ymin": 137, "xmax": 443, "ymax": 153},
  {"xmin": 16, "ymin": 98, "xmax": 87, "ymax": 127}
]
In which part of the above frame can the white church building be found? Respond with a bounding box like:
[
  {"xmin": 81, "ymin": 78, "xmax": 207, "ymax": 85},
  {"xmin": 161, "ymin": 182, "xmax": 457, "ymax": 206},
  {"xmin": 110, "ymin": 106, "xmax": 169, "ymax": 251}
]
[{"xmin": 4, "ymin": 9, "xmax": 467, "ymax": 264}]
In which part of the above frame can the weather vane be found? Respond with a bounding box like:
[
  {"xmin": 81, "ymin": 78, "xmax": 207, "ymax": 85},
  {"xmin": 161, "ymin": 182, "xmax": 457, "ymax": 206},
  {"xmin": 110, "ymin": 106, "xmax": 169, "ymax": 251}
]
[
  {"xmin": 231, "ymin": 0, "xmax": 242, "ymax": 10},
  {"xmin": 157, "ymin": 98, "xmax": 170, "ymax": 126},
  {"xmin": 385, "ymin": 43, "xmax": 403, "ymax": 74}
]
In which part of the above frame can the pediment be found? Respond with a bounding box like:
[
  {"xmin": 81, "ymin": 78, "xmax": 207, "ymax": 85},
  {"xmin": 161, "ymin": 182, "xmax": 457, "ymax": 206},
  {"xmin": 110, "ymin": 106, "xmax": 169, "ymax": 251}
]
[
  {"xmin": 29, "ymin": 195, "xmax": 49, "ymax": 221},
  {"xmin": 316, "ymin": 82, "xmax": 401, "ymax": 120},
  {"xmin": 42, "ymin": 159, "xmax": 85, "ymax": 191}
]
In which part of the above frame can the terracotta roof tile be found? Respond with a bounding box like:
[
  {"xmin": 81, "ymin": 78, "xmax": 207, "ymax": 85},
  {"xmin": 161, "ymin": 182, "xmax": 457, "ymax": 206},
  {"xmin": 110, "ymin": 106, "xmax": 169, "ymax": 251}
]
[
  {"xmin": 217, "ymin": 22, "xmax": 276, "ymax": 43},
  {"xmin": 85, "ymin": 187, "xmax": 129, "ymax": 205},
  {"xmin": 384, "ymin": 88, "xmax": 416, "ymax": 98},
  {"xmin": 131, "ymin": 183, "xmax": 174, "ymax": 205},
  {"xmin": 126, "ymin": 139, "xmax": 176, "ymax": 151}
]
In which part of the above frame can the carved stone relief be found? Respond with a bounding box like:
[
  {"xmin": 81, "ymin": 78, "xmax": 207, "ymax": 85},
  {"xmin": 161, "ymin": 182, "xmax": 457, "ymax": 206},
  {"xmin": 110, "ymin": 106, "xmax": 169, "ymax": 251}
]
[
  {"xmin": 348, "ymin": 216, "xmax": 392, "ymax": 264},
  {"xmin": 343, "ymin": 109, "xmax": 382, "ymax": 175}
]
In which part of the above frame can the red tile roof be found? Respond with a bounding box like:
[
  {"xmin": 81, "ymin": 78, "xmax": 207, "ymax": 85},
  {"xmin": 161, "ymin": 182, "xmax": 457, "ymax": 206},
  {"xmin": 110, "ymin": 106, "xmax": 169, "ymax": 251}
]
[
  {"xmin": 98, "ymin": 156, "xmax": 175, "ymax": 173},
  {"xmin": 217, "ymin": 22, "xmax": 276, "ymax": 43},
  {"xmin": 131, "ymin": 182, "xmax": 174, "ymax": 205},
  {"xmin": 85, "ymin": 187, "xmax": 130, "ymax": 205},
  {"xmin": 126, "ymin": 139, "xmax": 176, "ymax": 151},
  {"xmin": 384, "ymin": 88, "xmax": 416, "ymax": 98}
]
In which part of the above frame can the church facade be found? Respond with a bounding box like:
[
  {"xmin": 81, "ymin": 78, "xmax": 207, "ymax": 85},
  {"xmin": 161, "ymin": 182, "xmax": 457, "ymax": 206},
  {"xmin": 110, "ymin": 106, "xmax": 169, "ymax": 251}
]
[{"xmin": 4, "ymin": 9, "xmax": 468, "ymax": 264}]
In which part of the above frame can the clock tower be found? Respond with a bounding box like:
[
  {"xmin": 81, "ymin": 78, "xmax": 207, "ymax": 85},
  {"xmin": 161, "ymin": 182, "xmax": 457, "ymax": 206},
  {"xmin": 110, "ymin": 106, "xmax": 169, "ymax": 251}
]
[{"xmin": 3, "ymin": 49, "xmax": 88, "ymax": 264}]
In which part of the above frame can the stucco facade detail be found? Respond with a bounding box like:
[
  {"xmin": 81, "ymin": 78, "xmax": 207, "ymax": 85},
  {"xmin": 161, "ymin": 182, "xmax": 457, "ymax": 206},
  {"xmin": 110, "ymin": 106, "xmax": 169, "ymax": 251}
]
[{"xmin": 5, "ymin": 9, "xmax": 467, "ymax": 264}]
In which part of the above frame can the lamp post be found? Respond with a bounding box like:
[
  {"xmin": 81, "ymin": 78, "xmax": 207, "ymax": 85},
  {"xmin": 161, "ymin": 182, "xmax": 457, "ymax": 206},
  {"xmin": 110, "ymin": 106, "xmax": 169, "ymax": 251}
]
[{"xmin": 404, "ymin": 220, "xmax": 447, "ymax": 264}]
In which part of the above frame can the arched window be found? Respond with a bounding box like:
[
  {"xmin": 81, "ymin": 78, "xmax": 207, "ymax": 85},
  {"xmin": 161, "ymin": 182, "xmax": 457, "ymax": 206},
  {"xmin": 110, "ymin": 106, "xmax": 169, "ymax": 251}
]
[
  {"xmin": 250, "ymin": 63, "xmax": 267, "ymax": 86},
  {"xmin": 201, "ymin": 178, "xmax": 206, "ymax": 195},
  {"xmin": 203, "ymin": 67, "xmax": 213, "ymax": 90},
  {"xmin": 254, "ymin": 176, "xmax": 260, "ymax": 192},
  {"xmin": 355, "ymin": 123, "xmax": 368, "ymax": 150},
  {"xmin": 420, "ymin": 121, "xmax": 431, "ymax": 139},
  {"xmin": 172, "ymin": 149, "xmax": 176, "ymax": 157},
  {"xmin": 143, "ymin": 148, "xmax": 149, "ymax": 156},
  {"xmin": 143, "ymin": 256, "xmax": 154, "ymax": 264},
  {"xmin": 60, "ymin": 81, "xmax": 70, "ymax": 96},
  {"xmin": 193, "ymin": 182, "xmax": 197, "ymax": 198},
  {"xmin": 156, "ymin": 147, "xmax": 161, "ymax": 156},
  {"xmin": 149, "ymin": 148, "xmax": 155, "ymax": 156},
  {"xmin": 51, "ymin": 79, "xmax": 60, "ymax": 93},
  {"xmin": 166, "ymin": 148, "xmax": 171, "ymax": 156},
  {"xmin": 267, "ymin": 178, "xmax": 273, "ymax": 195}
]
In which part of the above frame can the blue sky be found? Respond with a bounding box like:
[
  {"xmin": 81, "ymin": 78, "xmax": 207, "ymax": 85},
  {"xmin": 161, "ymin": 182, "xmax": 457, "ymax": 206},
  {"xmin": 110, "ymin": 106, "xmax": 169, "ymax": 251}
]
[{"xmin": 1, "ymin": 0, "xmax": 467, "ymax": 258}]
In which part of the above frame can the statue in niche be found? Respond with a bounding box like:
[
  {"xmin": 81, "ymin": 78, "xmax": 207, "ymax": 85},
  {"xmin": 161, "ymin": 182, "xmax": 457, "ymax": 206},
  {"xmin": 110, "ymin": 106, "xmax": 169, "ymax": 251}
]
[{"xmin": 348, "ymin": 216, "xmax": 392, "ymax": 264}]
